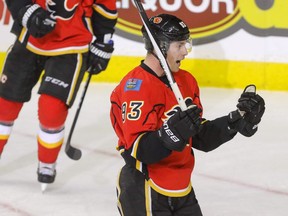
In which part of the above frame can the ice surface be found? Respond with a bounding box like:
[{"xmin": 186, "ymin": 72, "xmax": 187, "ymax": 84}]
[{"xmin": 0, "ymin": 83, "xmax": 287, "ymax": 216}]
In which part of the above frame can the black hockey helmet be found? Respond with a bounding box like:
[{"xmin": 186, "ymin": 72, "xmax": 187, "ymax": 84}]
[{"xmin": 141, "ymin": 14, "xmax": 191, "ymax": 55}]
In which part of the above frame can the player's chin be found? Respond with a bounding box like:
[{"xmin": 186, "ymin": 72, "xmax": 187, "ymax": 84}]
[
  {"xmin": 172, "ymin": 67, "xmax": 180, "ymax": 73},
  {"xmin": 172, "ymin": 62, "xmax": 181, "ymax": 72}
]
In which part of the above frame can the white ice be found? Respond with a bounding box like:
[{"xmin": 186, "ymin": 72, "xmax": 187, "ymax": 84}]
[{"xmin": 0, "ymin": 82, "xmax": 287, "ymax": 216}]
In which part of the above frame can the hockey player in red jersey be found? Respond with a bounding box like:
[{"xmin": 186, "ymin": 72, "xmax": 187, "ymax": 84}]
[
  {"xmin": 0, "ymin": 0, "xmax": 117, "ymax": 190},
  {"xmin": 110, "ymin": 14, "xmax": 265, "ymax": 215}
]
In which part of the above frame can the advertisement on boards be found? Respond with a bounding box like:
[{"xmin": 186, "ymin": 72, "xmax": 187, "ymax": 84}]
[
  {"xmin": 0, "ymin": 0, "xmax": 288, "ymax": 90},
  {"xmin": 115, "ymin": 0, "xmax": 288, "ymax": 63}
]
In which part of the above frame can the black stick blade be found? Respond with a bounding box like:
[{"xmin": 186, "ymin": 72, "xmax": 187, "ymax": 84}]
[{"xmin": 65, "ymin": 143, "xmax": 82, "ymax": 160}]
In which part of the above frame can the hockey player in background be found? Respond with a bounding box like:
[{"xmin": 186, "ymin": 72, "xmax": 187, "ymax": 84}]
[
  {"xmin": 0, "ymin": 0, "xmax": 117, "ymax": 191},
  {"xmin": 110, "ymin": 14, "xmax": 265, "ymax": 215}
]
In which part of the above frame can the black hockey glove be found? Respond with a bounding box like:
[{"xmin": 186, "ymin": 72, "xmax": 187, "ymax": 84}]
[
  {"xmin": 228, "ymin": 84, "xmax": 265, "ymax": 137},
  {"xmin": 87, "ymin": 40, "xmax": 114, "ymax": 74},
  {"xmin": 158, "ymin": 105, "xmax": 202, "ymax": 152},
  {"xmin": 18, "ymin": 4, "xmax": 56, "ymax": 38}
]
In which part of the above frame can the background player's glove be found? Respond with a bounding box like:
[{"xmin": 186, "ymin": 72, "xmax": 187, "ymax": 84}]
[
  {"xmin": 87, "ymin": 40, "xmax": 114, "ymax": 74},
  {"xmin": 158, "ymin": 105, "xmax": 202, "ymax": 152},
  {"xmin": 18, "ymin": 4, "xmax": 56, "ymax": 38},
  {"xmin": 228, "ymin": 84, "xmax": 265, "ymax": 137}
]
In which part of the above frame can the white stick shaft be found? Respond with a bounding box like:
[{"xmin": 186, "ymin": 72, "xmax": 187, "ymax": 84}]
[{"xmin": 139, "ymin": 11, "xmax": 188, "ymax": 111}]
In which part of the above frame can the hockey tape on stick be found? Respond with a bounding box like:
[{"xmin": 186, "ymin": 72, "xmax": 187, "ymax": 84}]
[{"xmin": 133, "ymin": 0, "xmax": 188, "ymax": 111}]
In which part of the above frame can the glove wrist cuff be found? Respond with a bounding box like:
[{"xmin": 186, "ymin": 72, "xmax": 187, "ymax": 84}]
[
  {"xmin": 90, "ymin": 44, "xmax": 112, "ymax": 59},
  {"xmin": 228, "ymin": 110, "xmax": 242, "ymax": 123},
  {"xmin": 227, "ymin": 110, "xmax": 241, "ymax": 132},
  {"xmin": 22, "ymin": 4, "xmax": 40, "ymax": 27}
]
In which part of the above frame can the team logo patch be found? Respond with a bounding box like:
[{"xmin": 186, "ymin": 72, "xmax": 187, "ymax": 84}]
[
  {"xmin": 124, "ymin": 78, "xmax": 143, "ymax": 92},
  {"xmin": 153, "ymin": 17, "xmax": 162, "ymax": 24}
]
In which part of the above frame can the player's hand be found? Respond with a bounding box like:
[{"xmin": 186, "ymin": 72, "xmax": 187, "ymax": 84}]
[
  {"xmin": 18, "ymin": 4, "xmax": 56, "ymax": 38},
  {"xmin": 228, "ymin": 84, "xmax": 265, "ymax": 137},
  {"xmin": 158, "ymin": 105, "xmax": 202, "ymax": 152},
  {"xmin": 87, "ymin": 40, "xmax": 114, "ymax": 74}
]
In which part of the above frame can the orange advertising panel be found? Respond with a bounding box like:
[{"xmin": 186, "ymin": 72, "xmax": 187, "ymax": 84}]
[
  {"xmin": 1, "ymin": 0, "xmax": 288, "ymax": 45},
  {"xmin": 116, "ymin": 0, "xmax": 288, "ymax": 44}
]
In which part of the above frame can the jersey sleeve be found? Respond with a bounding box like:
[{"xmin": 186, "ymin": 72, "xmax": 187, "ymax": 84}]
[
  {"xmin": 5, "ymin": 0, "xmax": 33, "ymax": 36},
  {"xmin": 110, "ymin": 78, "xmax": 171, "ymax": 165},
  {"xmin": 192, "ymin": 116, "xmax": 237, "ymax": 152},
  {"xmin": 185, "ymin": 71, "xmax": 236, "ymax": 151},
  {"xmin": 90, "ymin": 0, "xmax": 118, "ymax": 42},
  {"xmin": 110, "ymin": 69, "xmax": 166, "ymax": 151},
  {"xmin": 5, "ymin": 0, "xmax": 32, "ymax": 20}
]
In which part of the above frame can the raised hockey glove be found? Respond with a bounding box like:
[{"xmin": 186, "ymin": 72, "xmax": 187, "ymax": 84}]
[
  {"xmin": 228, "ymin": 84, "xmax": 265, "ymax": 137},
  {"xmin": 87, "ymin": 40, "xmax": 114, "ymax": 74},
  {"xmin": 158, "ymin": 105, "xmax": 202, "ymax": 152},
  {"xmin": 18, "ymin": 4, "xmax": 56, "ymax": 38}
]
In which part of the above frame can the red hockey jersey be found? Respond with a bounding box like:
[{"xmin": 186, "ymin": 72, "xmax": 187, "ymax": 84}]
[
  {"xmin": 110, "ymin": 63, "xmax": 203, "ymax": 197},
  {"xmin": 7, "ymin": 0, "xmax": 117, "ymax": 55}
]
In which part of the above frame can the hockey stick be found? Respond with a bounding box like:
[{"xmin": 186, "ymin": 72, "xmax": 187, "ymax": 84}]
[
  {"xmin": 65, "ymin": 73, "xmax": 92, "ymax": 160},
  {"xmin": 133, "ymin": 0, "xmax": 187, "ymax": 111}
]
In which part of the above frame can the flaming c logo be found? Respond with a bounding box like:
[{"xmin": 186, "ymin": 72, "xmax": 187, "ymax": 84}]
[
  {"xmin": 46, "ymin": 0, "xmax": 78, "ymax": 20},
  {"xmin": 115, "ymin": 0, "xmax": 288, "ymax": 45},
  {"xmin": 152, "ymin": 17, "xmax": 162, "ymax": 24}
]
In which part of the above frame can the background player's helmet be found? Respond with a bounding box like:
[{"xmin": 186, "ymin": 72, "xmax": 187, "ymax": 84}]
[{"xmin": 141, "ymin": 14, "xmax": 191, "ymax": 56}]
